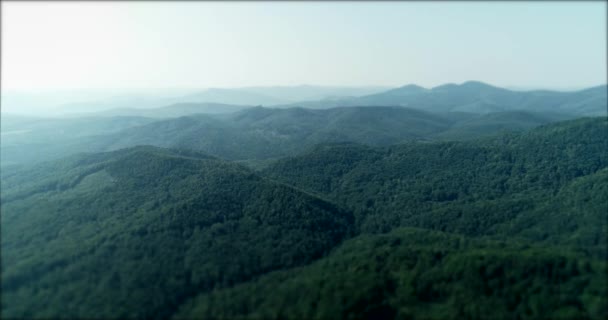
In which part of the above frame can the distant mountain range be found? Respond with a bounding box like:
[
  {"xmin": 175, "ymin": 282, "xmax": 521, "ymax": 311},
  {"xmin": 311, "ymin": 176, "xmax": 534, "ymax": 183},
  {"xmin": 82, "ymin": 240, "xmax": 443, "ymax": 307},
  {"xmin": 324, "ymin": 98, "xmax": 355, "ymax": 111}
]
[
  {"xmin": 1, "ymin": 85, "xmax": 390, "ymax": 116},
  {"xmin": 280, "ymin": 81, "xmax": 607, "ymax": 116},
  {"xmin": 236, "ymin": 85, "xmax": 392, "ymax": 102},
  {"xmin": 4, "ymin": 82, "xmax": 604, "ymax": 117},
  {"xmin": 81, "ymin": 103, "xmax": 252, "ymax": 118},
  {"xmin": 1, "ymin": 80, "xmax": 605, "ymax": 167}
]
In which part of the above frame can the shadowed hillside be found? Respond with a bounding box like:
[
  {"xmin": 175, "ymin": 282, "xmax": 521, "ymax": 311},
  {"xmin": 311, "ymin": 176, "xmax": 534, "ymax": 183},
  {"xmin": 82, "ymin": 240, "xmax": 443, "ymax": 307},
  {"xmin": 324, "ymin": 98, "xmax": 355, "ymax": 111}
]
[
  {"xmin": 264, "ymin": 118, "xmax": 608, "ymax": 256},
  {"xmin": 1, "ymin": 146, "xmax": 353, "ymax": 319},
  {"xmin": 175, "ymin": 228, "xmax": 607, "ymax": 320}
]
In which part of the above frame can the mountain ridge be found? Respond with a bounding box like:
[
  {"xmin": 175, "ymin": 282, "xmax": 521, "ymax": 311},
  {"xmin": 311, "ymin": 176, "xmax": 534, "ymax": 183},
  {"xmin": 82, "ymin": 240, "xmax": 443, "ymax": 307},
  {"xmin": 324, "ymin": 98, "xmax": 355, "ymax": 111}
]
[
  {"xmin": 1, "ymin": 106, "xmax": 580, "ymax": 167},
  {"xmin": 282, "ymin": 81, "xmax": 607, "ymax": 116}
]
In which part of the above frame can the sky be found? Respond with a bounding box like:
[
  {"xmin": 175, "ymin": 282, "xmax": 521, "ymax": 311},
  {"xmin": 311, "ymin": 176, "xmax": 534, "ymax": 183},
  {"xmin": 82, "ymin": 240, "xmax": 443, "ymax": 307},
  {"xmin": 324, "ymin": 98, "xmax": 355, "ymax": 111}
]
[{"xmin": 2, "ymin": 1, "xmax": 606, "ymax": 92}]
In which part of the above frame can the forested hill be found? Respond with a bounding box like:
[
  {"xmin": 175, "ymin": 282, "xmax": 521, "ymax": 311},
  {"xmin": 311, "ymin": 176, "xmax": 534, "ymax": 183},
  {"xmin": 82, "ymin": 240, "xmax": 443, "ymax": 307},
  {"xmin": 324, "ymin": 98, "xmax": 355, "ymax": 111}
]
[
  {"xmin": 176, "ymin": 227, "xmax": 607, "ymax": 319},
  {"xmin": 264, "ymin": 117, "xmax": 608, "ymax": 256},
  {"xmin": 1, "ymin": 146, "xmax": 354, "ymax": 319},
  {"xmin": 2, "ymin": 117, "xmax": 607, "ymax": 319},
  {"xmin": 86, "ymin": 106, "xmax": 455, "ymax": 160},
  {"xmin": 1, "ymin": 106, "xmax": 578, "ymax": 167},
  {"xmin": 432, "ymin": 110, "xmax": 574, "ymax": 140}
]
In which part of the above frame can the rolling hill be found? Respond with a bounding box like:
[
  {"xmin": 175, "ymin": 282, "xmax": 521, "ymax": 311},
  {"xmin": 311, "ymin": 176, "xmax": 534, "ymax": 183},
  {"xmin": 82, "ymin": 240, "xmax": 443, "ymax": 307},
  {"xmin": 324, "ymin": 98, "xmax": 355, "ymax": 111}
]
[
  {"xmin": 263, "ymin": 117, "xmax": 608, "ymax": 256},
  {"xmin": 1, "ymin": 114, "xmax": 156, "ymax": 147},
  {"xmin": 2, "ymin": 117, "xmax": 606, "ymax": 319},
  {"xmin": 1, "ymin": 146, "xmax": 353, "ymax": 319},
  {"xmin": 1, "ymin": 106, "xmax": 576, "ymax": 167},
  {"xmin": 432, "ymin": 110, "xmax": 574, "ymax": 140},
  {"xmin": 176, "ymin": 228, "xmax": 607, "ymax": 320}
]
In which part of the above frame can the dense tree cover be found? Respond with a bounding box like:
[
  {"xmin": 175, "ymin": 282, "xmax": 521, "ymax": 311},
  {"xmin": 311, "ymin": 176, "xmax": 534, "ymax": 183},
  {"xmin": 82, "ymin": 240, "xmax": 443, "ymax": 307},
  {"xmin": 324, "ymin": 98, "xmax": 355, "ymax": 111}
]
[
  {"xmin": 2, "ymin": 106, "xmax": 575, "ymax": 167},
  {"xmin": 175, "ymin": 228, "xmax": 607, "ymax": 320},
  {"xmin": 495, "ymin": 168, "xmax": 608, "ymax": 257},
  {"xmin": 1, "ymin": 117, "xmax": 606, "ymax": 319},
  {"xmin": 1, "ymin": 146, "xmax": 353, "ymax": 319},
  {"xmin": 264, "ymin": 118, "xmax": 608, "ymax": 256},
  {"xmin": 432, "ymin": 110, "xmax": 574, "ymax": 140}
]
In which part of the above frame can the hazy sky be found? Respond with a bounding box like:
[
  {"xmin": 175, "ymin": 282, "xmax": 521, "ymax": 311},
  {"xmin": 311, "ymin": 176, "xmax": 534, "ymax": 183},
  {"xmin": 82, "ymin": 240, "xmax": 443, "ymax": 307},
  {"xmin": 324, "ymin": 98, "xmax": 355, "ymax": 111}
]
[{"xmin": 2, "ymin": 1, "xmax": 606, "ymax": 91}]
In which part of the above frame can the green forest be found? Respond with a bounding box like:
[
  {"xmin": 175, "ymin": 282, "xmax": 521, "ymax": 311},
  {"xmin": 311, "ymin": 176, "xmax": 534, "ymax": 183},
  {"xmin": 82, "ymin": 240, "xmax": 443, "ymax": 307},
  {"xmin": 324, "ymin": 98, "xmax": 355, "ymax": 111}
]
[
  {"xmin": 2, "ymin": 0, "xmax": 607, "ymax": 318},
  {"xmin": 1, "ymin": 116, "xmax": 607, "ymax": 319}
]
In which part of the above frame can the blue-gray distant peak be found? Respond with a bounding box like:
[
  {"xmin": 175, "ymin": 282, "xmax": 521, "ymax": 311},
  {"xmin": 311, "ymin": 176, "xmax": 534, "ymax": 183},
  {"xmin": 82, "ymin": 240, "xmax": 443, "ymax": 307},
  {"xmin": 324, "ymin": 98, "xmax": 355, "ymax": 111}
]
[
  {"xmin": 374, "ymin": 84, "xmax": 429, "ymax": 97},
  {"xmin": 433, "ymin": 81, "xmax": 505, "ymax": 92},
  {"xmin": 461, "ymin": 80, "xmax": 501, "ymax": 88},
  {"xmin": 399, "ymin": 84, "xmax": 428, "ymax": 92},
  {"xmin": 577, "ymin": 84, "xmax": 608, "ymax": 94}
]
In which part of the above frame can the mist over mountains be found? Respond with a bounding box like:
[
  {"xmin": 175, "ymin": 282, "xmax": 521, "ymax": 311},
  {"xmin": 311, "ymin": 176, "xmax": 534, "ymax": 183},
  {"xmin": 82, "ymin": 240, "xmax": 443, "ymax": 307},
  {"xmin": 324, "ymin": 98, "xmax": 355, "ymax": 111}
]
[
  {"xmin": 3, "ymin": 0, "xmax": 605, "ymax": 317},
  {"xmin": 279, "ymin": 81, "xmax": 608, "ymax": 116},
  {"xmin": 3, "ymin": 81, "xmax": 605, "ymax": 117},
  {"xmin": 1, "ymin": 85, "xmax": 390, "ymax": 116},
  {"xmin": 1, "ymin": 80, "xmax": 607, "ymax": 319},
  {"xmin": 2, "ymin": 81, "xmax": 604, "ymax": 168},
  {"xmin": 0, "ymin": 106, "xmax": 580, "ymax": 168}
]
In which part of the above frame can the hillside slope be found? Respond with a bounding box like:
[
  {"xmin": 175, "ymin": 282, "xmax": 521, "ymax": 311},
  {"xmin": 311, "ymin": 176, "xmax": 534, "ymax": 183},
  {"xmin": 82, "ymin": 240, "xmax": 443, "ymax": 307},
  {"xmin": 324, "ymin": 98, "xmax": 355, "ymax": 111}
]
[
  {"xmin": 1, "ymin": 146, "xmax": 353, "ymax": 319},
  {"xmin": 176, "ymin": 228, "xmax": 607, "ymax": 320},
  {"xmin": 264, "ymin": 117, "xmax": 608, "ymax": 255},
  {"xmin": 3, "ymin": 118, "xmax": 606, "ymax": 319},
  {"xmin": 2, "ymin": 106, "xmax": 575, "ymax": 167}
]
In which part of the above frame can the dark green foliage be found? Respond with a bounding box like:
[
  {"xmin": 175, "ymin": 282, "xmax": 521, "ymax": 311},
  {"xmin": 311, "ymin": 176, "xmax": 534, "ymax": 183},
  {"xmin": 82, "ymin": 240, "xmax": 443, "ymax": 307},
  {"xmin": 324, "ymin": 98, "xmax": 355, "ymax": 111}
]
[
  {"xmin": 432, "ymin": 110, "xmax": 574, "ymax": 140},
  {"xmin": 2, "ymin": 117, "xmax": 607, "ymax": 319},
  {"xmin": 497, "ymin": 168, "xmax": 608, "ymax": 257},
  {"xmin": 175, "ymin": 228, "xmax": 608, "ymax": 320},
  {"xmin": 1, "ymin": 146, "xmax": 353, "ymax": 319},
  {"xmin": 265, "ymin": 118, "xmax": 608, "ymax": 256}
]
